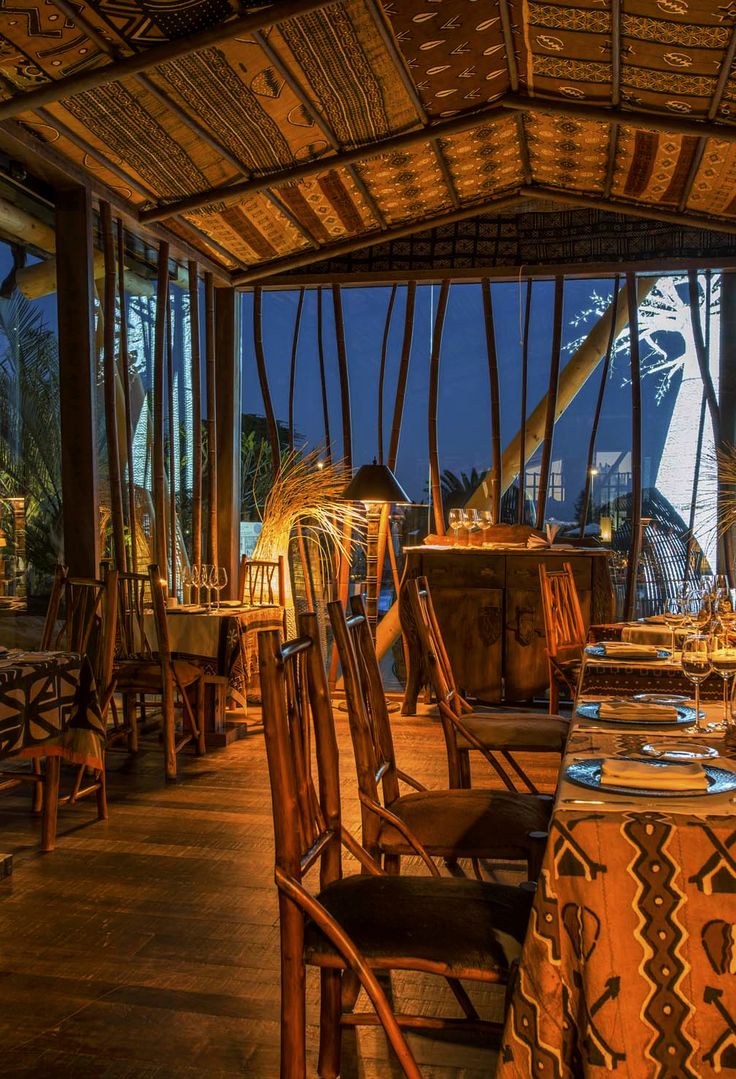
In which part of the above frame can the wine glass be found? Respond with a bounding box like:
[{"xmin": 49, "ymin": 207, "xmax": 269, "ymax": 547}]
[
  {"xmin": 480, "ymin": 509, "xmax": 493, "ymax": 544},
  {"xmin": 708, "ymin": 628, "xmax": 736, "ymax": 728},
  {"xmin": 663, "ymin": 596, "xmax": 683, "ymax": 654},
  {"xmin": 189, "ymin": 564, "xmax": 200, "ymax": 605},
  {"xmin": 213, "ymin": 566, "xmax": 228, "ymax": 610},
  {"xmin": 200, "ymin": 564, "xmax": 212, "ymax": 611},
  {"xmin": 447, "ymin": 508, "xmax": 462, "ymax": 545},
  {"xmin": 462, "ymin": 508, "xmax": 480, "ymax": 546},
  {"xmin": 180, "ymin": 565, "xmax": 192, "ymax": 606},
  {"xmin": 681, "ymin": 634, "xmax": 711, "ymax": 731}
]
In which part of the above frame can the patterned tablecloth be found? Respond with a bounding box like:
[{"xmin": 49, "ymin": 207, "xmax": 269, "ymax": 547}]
[
  {"xmin": 579, "ymin": 647, "xmax": 723, "ymax": 701},
  {"xmin": 0, "ymin": 650, "xmax": 105, "ymax": 770},
  {"xmin": 498, "ymin": 698, "xmax": 736, "ymax": 1078},
  {"xmin": 146, "ymin": 604, "xmax": 284, "ymax": 708}
]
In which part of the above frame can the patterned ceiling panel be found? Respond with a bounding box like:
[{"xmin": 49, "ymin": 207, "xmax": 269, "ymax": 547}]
[
  {"xmin": 185, "ymin": 191, "xmax": 312, "ymax": 266},
  {"xmin": 440, "ymin": 118, "xmax": 523, "ymax": 200},
  {"xmin": 275, "ymin": 168, "xmax": 375, "ymax": 242},
  {"xmin": 165, "ymin": 217, "xmax": 240, "ymax": 270},
  {"xmin": 612, "ymin": 126, "xmax": 704, "ymax": 208},
  {"xmin": 518, "ymin": 2, "xmax": 612, "ymax": 103},
  {"xmin": 355, "ymin": 143, "xmax": 453, "ymax": 225},
  {"xmin": 382, "ymin": 0, "xmax": 510, "ymax": 117},
  {"xmin": 526, "ymin": 113, "xmax": 608, "ymax": 192},
  {"xmin": 686, "ymin": 139, "xmax": 736, "ymax": 218}
]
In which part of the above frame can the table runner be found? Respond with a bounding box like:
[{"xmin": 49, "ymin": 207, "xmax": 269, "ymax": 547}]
[
  {"xmin": 498, "ymin": 699, "xmax": 736, "ymax": 1077},
  {"xmin": 0, "ymin": 650, "xmax": 104, "ymax": 770},
  {"xmin": 580, "ymin": 651, "xmax": 723, "ymax": 701}
]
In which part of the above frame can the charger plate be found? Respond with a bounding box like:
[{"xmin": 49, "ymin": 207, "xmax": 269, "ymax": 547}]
[
  {"xmin": 585, "ymin": 644, "xmax": 671, "ymax": 660},
  {"xmin": 566, "ymin": 757, "xmax": 736, "ymax": 797},
  {"xmin": 576, "ymin": 701, "xmax": 694, "ymax": 727}
]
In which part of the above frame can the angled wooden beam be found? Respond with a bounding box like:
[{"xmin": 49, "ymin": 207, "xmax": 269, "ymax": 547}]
[
  {"xmin": 623, "ymin": 272, "xmax": 643, "ymax": 622},
  {"xmin": 232, "ymin": 191, "xmax": 521, "ymax": 285},
  {"xmin": 535, "ymin": 275, "xmax": 564, "ymax": 529},
  {"xmin": 604, "ymin": 0, "xmax": 621, "ymax": 198},
  {"xmin": 498, "ymin": 0, "xmax": 519, "ymax": 93},
  {"xmin": 0, "ymin": 0, "xmax": 330, "ymax": 122},
  {"xmin": 521, "ymin": 184, "xmax": 736, "ymax": 236},
  {"xmin": 431, "ymin": 140, "xmax": 460, "ymax": 209}
]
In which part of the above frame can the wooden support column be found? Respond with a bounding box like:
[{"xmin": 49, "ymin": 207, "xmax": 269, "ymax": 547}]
[
  {"xmin": 719, "ymin": 272, "xmax": 736, "ymax": 581},
  {"xmin": 55, "ymin": 185, "xmax": 99, "ymax": 576},
  {"xmin": 215, "ymin": 287, "xmax": 241, "ymax": 598}
]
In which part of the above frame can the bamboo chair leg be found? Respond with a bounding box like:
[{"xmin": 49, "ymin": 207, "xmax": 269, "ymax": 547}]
[
  {"xmin": 124, "ymin": 694, "xmax": 139, "ymax": 752},
  {"xmin": 41, "ymin": 756, "xmax": 60, "ymax": 853},
  {"xmin": 96, "ymin": 765, "xmax": 108, "ymax": 821},
  {"xmin": 196, "ymin": 677, "xmax": 206, "ymax": 756},
  {"xmin": 31, "ymin": 758, "xmax": 43, "ymax": 813},
  {"xmin": 279, "ymin": 895, "xmax": 307, "ymax": 1079},
  {"xmin": 341, "ymin": 970, "xmax": 361, "ymax": 1013},
  {"xmin": 318, "ymin": 969, "xmax": 342, "ymax": 1079},
  {"xmin": 549, "ymin": 663, "xmax": 559, "ymax": 715},
  {"xmin": 458, "ymin": 749, "xmax": 472, "ymax": 789},
  {"xmin": 163, "ymin": 692, "xmax": 177, "ymax": 782},
  {"xmin": 383, "ymin": 853, "xmax": 400, "ymax": 876}
]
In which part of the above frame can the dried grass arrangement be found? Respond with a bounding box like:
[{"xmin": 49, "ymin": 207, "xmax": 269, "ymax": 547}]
[
  {"xmin": 251, "ymin": 450, "xmax": 365, "ymax": 600},
  {"xmin": 712, "ymin": 443, "xmax": 736, "ymax": 538}
]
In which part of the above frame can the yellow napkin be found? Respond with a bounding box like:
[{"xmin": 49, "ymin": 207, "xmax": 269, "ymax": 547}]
[
  {"xmin": 600, "ymin": 757, "xmax": 708, "ymax": 790},
  {"xmin": 597, "ymin": 700, "xmax": 678, "ymax": 722},
  {"xmin": 598, "ymin": 642, "xmax": 662, "ymax": 660}
]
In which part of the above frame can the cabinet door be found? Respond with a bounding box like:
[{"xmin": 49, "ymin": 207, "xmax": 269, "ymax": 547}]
[{"xmin": 430, "ymin": 586, "xmax": 503, "ymax": 703}]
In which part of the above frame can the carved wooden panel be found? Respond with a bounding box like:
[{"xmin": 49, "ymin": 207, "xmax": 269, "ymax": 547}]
[{"xmin": 430, "ymin": 586, "xmax": 503, "ymax": 702}]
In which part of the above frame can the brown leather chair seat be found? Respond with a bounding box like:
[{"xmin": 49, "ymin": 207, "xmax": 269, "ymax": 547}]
[
  {"xmin": 377, "ymin": 788, "xmax": 551, "ymax": 859},
  {"xmin": 305, "ymin": 875, "xmax": 533, "ymax": 978},
  {"xmin": 454, "ymin": 711, "xmax": 569, "ymax": 752},
  {"xmin": 114, "ymin": 655, "xmax": 203, "ymax": 691}
]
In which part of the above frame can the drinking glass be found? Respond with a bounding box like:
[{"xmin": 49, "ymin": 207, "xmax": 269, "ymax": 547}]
[
  {"xmin": 708, "ymin": 629, "xmax": 736, "ymax": 728},
  {"xmin": 200, "ymin": 564, "xmax": 213, "ymax": 611},
  {"xmin": 480, "ymin": 509, "xmax": 493, "ymax": 545},
  {"xmin": 447, "ymin": 508, "xmax": 462, "ymax": 545},
  {"xmin": 213, "ymin": 566, "xmax": 228, "ymax": 610},
  {"xmin": 189, "ymin": 564, "xmax": 200, "ymax": 605},
  {"xmin": 663, "ymin": 596, "xmax": 683, "ymax": 654},
  {"xmin": 181, "ymin": 565, "xmax": 192, "ymax": 606},
  {"xmin": 681, "ymin": 634, "xmax": 711, "ymax": 730},
  {"xmin": 462, "ymin": 508, "xmax": 480, "ymax": 546}
]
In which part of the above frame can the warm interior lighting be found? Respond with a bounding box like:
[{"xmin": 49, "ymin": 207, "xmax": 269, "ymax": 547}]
[{"xmin": 599, "ymin": 516, "xmax": 612, "ymax": 543}]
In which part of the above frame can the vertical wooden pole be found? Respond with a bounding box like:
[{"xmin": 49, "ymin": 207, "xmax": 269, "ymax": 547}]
[
  {"xmin": 330, "ymin": 283, "xmax": 353, "ymax": 688},
  {"xmin": 388, "ymin": 282, "xmax": 416, "ymax": 470},
  {"xmin": 55, "ymin": 185, "xmax": 99, "ymax": 577},
  {"xmin": 188, "ymin": 261, "xmax": 203, "ymax": 569},
  {"xmin": 215, "ymin": 287, "xmax": 241, "ymax": 597},
  {"xmin": 428, "ymin": 280, "xmax": 451, "ymax": 536},
  {"xmin": 377, "ymin": 285, "xmax": 397, "ymax": 465},
  {"xmin": 579, "ymin": 275, "xmax": 619, "ymax": 537},
  {"xmin": 481, "ymin": 278, "xmax": 501, "ymax": 523},
  {"xmin": 288, "ymin": 288, "xmax": 305, "ymax": 452},
  {"xmin": 205, "ymin": 272, "xmax": 218, "ymax": 567},
  {"xmin": 719, "ymin": 271, "xmax": 736, "ymax": 583},
  {"xmin": 153, "ymin": 242, "xmax": 169, "ymax": 578},
  {"xmin": 624, "ymin": 272, "xmax": 643, "ymax": 622},
  {"xmin": 253, "ymin": 285, "xmax": 281, "ymax": 475},
  {"xmin": 166, "ymin": 292, "xmax": 177, "ymax": 597},
  {"xmin": 517, "ymin": 280, "xmax": 532, "ymax": 523},
  {"xmin": 100, "ymin": 201, "xmax": 126, "ymax": 571},
  {"xmin": 317, "ymin": 287, "xmax": 332, "ymax": 460},
  {"xmin": 535, "ymin": 276, "xmax": 564, "ymax": 530},
  {"xmin": 118, "ymin": 220, "xmax": 137, "ymax": 571}
]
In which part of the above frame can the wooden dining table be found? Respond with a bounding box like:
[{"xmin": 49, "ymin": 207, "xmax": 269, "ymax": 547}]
[{"xmin": 498, "ymin": 650, "xmax": 736, "ymax": 1077}]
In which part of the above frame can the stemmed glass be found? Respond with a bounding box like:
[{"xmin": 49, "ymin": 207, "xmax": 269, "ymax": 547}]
[
  {"xmin": 200, "ymin": 564, "xmax": 213, "ymax": 611},
  {"xmin": 448, "ymin": 508, "xmax": 462, "ymax": 545},
  {"xmin": 213, "ymin": 566, "xmax": 228, "ymax": 611},
  {"xmin": 708, "ymin": 628, "xmax": 736, "ymax": 729},
  {"xmin": 462, "ymin": 508, "xmax": 480, "ymax": 546},
  {"xmin": 189, "ymin": 564, "xmax": 200, "ymax": 606},
  {"xmin": 480, "ymin": 509, "xmax": 493, "ymax": 545},
  {"xmin": 663, "ymin": 596, "xmax": 683, "ymax": 654},
  {"xmin": 681, "ymin": 634, "xmax": 711, "ymax": 731}
]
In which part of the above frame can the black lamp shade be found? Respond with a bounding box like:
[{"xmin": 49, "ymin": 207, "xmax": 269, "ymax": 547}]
[{"xmin": 342, "ymin": 461, "xmax": 410, "ymax": 504}]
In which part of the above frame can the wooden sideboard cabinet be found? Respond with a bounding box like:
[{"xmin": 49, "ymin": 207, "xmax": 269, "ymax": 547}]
[{"xmin": 399, "ymin": 546, "xmax": 613, "ymax": 709}]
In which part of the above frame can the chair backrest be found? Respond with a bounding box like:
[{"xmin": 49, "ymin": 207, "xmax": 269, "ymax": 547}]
[
  {"xmin": 238, "ymin": 554, "xmax": 286, "ymax": 607},
  {"xmin": 538, "ymin": 561, "xmax": 586, "ymax": 663},
  {"xmin": 258, "ymin": 611, "xmax": 342, "ymax": 889},
  {"xmin": 146, "ymin": 565, "xmax": 174, "ymax": 666},
  {"xmin": 405, "ymin": 575, "xmax": 466, "ymax": 720},
  {"xmin": 116, "ymin": 570, "xmax": 154, "ymax": 658}
]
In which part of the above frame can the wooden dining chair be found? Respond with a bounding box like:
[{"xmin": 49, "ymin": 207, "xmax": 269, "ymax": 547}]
[
  {"xmin": 329, "ymin": 594, "xmax": 549, "ymax": 880},
  {"xmin": 238, "ymin": 554, "xmax": 286, "ymax": 607},
  {"xmin": 538, "ymin": 562, "xmax": 587, "ymax": 714},
  {"xmin": 406, "ymin": 576, "xmax": 568, "ymax": 794},
  {"xmin": 259, "ymin": 611, "xmax": 535, "ymax": 1079},
  {"xmin": 112, "ymin": 565, "xmax": 205, "ymax": 780}
]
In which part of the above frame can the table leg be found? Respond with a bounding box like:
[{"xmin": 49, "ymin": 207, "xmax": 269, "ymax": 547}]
[{"xmin": 41, "ymin": 756, "xmax": 60, "ymax": 852}]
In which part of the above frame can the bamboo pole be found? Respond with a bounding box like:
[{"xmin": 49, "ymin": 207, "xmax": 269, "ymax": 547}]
[
  {"xmin": 388, "ymin": 282, "xmax": 417, "ymax": 469},
  {"xmin": 332, "ymin": 285, "xmax": 352, "ymax": 471},
  {"xmin": 579, "ymin": 275, "xmax": 620, "ymax": 537},
  {"xmin": 428, "ymin": 281, "xmax": 451, "ymax": 535},
  {"xmin": 377, "ymin": 285, "xmax": 397, "ymax": 465},
  {"xmin": 204, "ymin": 272, "xmax": 218, "ymax": 567},
  {"xmin": 624, "ymin": 272, "xmax": 643, "ymax": 622},
  {"xmin": 466, "ymin": 276, "xmax": 657, "ymax": 509},
  {"xmin": 188, "ymin": 261, "xmax": 203, "ymax": 568},
  {"xmin": 535, "ymin": 276, "xmax": 565, "ymax": 530},
  {"xmin": 481, "ymin": 279, "xmax": 502, "ymax": 523},
  {"xmin": 153, "ymin": 242, "xmax": 170, "ymax": 577},
  {"xmin": 517, "ymin": 280, "xmax": 532, "ymax": 523},
  {"xmin": 100, "ymin": 201, "xmax": 126, "ymax": 571},
  {"xmin": 288, "ymin": 288, "xmax": 305, "ymax": 452},
  {"xmin": 117, "ymin": 219, "xmax": 137, "ymax": 572},
  {"xmin": 316, "ymin": 287, "xmax": 332, "ymax": 461},
  {"xmin": 166, "ymin": 292, "xmax": 178, "ymax": 597},
  {"xmin": 253, "ymin": 285, "xmax": 282, "ymax": 476}
]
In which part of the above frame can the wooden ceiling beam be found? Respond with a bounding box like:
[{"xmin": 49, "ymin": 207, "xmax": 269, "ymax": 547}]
[
  {"xmin": 0, "ymin": 0, "xmax": 330, "ymax": 122},
  {"xmin": 521, "ymin": 183, "xmax": 736, "ymax": 237},
  {"xmin": 498, "ymin": 0, "xmax": 519, "ymax": 93},
  {"xmin": 140, "ymin": 92, "xmax": 736, "ymax": 225},
  {"xmin": 231, "ymin": 191, "xmax": 522, "ymax": 286}
]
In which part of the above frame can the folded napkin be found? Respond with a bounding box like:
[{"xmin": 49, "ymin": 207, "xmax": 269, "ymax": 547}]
[
  {"xmin": 597, "ymin": 700, "xmax": 678, "ymax": 722},
  {"xmin": 645, "ymin": 615, "xmax": 667, "ymax": 625},
  {"xmin": 600, "ymin": 757, "xmax": 708, "ymax": 790},
  {"xmin": 597, "ymin": 642, "xmax": 661, "ymax": 659},
  {"xmin": 527, "ymin": 533, "xmax": 549, "ymax": 549}
]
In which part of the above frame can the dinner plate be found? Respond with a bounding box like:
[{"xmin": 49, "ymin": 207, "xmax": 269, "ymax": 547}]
[
  {"xmin": 585, "ymin": 644, "xmax": 671, "ymax": 660},
  {"xmin": 565, "ymin": 757, "xmax": 736, "ymax": 797},
  {"xmin": 576, "ymin": 701, "xmax": 695, "ymax": 727},
  {"xmin": 640, "ymin": 740, "xmax": 719, "ymax": 761},
  {"xmin": 633, "ymin": 693, "xmax": 689, "ymax": 705}
]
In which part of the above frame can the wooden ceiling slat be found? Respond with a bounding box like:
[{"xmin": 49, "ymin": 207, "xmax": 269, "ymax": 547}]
[
  {"xmin": 231, "ymin": 191, "xmax": 522, "ymax": 286},
  {"xmin": 364, "ymin": 0, "xmax": 428, "ymax": 126},
  {"xmin": 0, "ymin": 0, "xmax": 331, "ymax": 124},
  {"xmin": 498, "ymin": 0, "xmax": 519, "ymax": 95}
]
